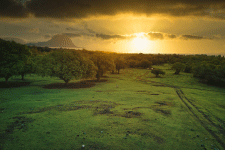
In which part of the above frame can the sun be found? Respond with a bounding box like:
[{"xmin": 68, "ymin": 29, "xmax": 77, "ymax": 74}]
[
  {"xmin": 122, "ymin": 33, "xmax": 155, "ymax": 53},
  {"xmin": 131, "ymin": 36, "xmax": 149, "ymax": 52}
]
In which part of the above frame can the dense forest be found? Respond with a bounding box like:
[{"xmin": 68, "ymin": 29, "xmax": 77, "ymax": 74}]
[{"xmin": 1, "ymin": 38, "xmax": 225, "ymax": 87}]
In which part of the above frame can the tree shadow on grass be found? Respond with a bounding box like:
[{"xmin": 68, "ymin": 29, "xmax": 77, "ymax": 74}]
[
  {"xmin": 0, "ymin": 81, "xmax": 31, "ymax": 88},
  {"xmin": 43, "ymin": 79, "xmax": 108, "ymax": 89}
]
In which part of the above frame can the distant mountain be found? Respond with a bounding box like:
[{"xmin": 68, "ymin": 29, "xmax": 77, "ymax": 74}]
[
  {"xmin": 27, "ymin": 34, "xmax": 77, "ymax": 48},
  {"xmin": 0, "ymin": 37, "xmax": 27, "ymax": 44}
]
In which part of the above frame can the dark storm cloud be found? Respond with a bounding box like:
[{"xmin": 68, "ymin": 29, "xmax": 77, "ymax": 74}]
[
  {"xmin": 66, "ymin": 27, "xmax": 76, "ymax": 31},
  {"xmin": 1, "ymin": 0, "xmax": 224, "ymax": 19},
  {"xmin": 181, "ymin": 35, "xmax": 204, "ymax": 40},
  {"xmin": 96, "ymin": 34, "xmax": 130, "ymax": 40},
  {"xmin": 43, "ymin": 34, "xmax": 51, "ymax": 39},
  {"xmin": 66, "ymin": 27, "xmax": 80, "ymax": 31},
  {"xmin": 147, "ymin": 32, "xmax": 213, "ymax": 40},
  {"xmin": 147, "ymin": 32, "xmax": 178, "ymax": 40},
  {"xmin": 86, "ymin": 28, "xmax": 96, "ymax": 34},
  {"xmin": 166, "ymin": 34, "xmax": 177, "ymax": 39},
  {"xmin": 25, "ymin": 0, "xmax": 224, "ymax": 19},
  {"xmin": 95, "ymin": 32, "xmax": 220, "ymax": 41},
  {"xmin": 81, "ymin": 22, "xmax": 96, "ymax": 34},
  {"xmin": 62, "ymin": 33, "xmax": 81, "ymax": 37},
  {"xmin": 148, "ymin": 32, "xmax": 164, "ymax": 40},
  {"xmin": 0, "ymin": 0, "xmax": 29, "ymax": 18}
]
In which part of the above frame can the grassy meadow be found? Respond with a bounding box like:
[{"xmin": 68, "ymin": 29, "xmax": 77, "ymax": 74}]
[{"xmin": 0, "ymin": 64, "xmax": 224, "ymax": 150}]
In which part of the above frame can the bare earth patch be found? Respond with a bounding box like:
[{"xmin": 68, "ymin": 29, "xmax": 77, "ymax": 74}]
[{"xmin": 122, "ymin": 111, "xmax": 142, "ymax": 118}]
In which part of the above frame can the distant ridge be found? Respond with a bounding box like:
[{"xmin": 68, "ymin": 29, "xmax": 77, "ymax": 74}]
[
  {"xmin": 0, "ymin": 37, "xmax": 27, "ymax": 44},
  {"xmin": 27, "ymin": 34, "xmax": 78, "ymax": 49}
]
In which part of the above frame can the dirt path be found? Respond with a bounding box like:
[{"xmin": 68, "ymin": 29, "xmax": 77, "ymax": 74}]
[
  {"xmin": 137, "ymin": 71, "xmax": 225, "ymax": 149},
  {"xmin": 176, "ymin": 88, "xmax": 225, "ymax": 149}
]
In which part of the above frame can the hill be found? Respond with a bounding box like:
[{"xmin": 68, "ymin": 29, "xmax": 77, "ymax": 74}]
[{"xmin": 27, "ymin": 34, "xmax": 77, "ymax": 49}]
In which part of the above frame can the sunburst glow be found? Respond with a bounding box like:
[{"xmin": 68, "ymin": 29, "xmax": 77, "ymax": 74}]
[
  {"xmin": 133, "ymin": 37, "xmax": 149, "ymax": 50},
  {"xmin": 129, "ymin": 35, "xmax": 150, "ymax": 53},
  {"xmin": 124, "ymin": 33, "xmax": 157, "ymax": 53}
]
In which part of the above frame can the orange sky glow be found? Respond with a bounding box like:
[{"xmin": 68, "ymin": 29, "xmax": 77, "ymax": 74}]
[{"xmin": 0, "ymin": 0, "xmax": 224, "ymax": 55}]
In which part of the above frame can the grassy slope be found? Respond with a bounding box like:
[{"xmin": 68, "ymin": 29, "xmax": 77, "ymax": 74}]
[
  {"xmin": 0, "ymin": 66, "xmax": 224, "ymax": 150},
  {"xmin": 146, "ymin": 64, "xmax": 225, "ymax": 125}
]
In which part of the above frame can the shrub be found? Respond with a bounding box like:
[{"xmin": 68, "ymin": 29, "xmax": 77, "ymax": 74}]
[
  {"xmin": 138, "ymin": 59, "xmax": 152, "ymax": 69},
  {"xmin": 171, "ymin": 62, "xmax": 185, "ymax": 74},
  {"xmin": 151, "ymin": 68, "xmax": 165, "ymax": 77}
]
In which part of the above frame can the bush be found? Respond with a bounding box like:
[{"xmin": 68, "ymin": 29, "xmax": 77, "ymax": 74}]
[
  {"xmin": 184, "ymin": 63, "xmax": 192, "ymax": 73},
  {"xmin": 115, "ymin": 57, "xmax": 126, "ymax": 74},
  {"xmin": 171, "ymin": 62, "xmax": 185, "ymax": 74},
  {"xmin": 91, "ymin": 53, "xmax": 115, "ymax": 81},
  {"xmin": 127, "ymin": 60, "xmax": 137, "ymax": 68},
  {"xmin": 138, "ymin": 59, "xmax": 152, "ymax": 69},
  {"xmin": 192, "ymin": 62, "xmax": 225, "ymax": 86},
  {"xmin": 151, "ymin": 68, "xmax": 165, "ymax": 77}
]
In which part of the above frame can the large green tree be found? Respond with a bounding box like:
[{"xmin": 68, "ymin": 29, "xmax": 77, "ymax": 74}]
[
  {"xmin": 35, "ymin": 49, "xmax": 96, "ymax": 84},
  {"xmin": 127, "ymin": 59, "xmax": 137, "ymax": 68},
  {"xmin": 192, "ymin": 62, "xmax": 225, "ymax": 85},
  {"xmin": 114, "ymin": 57, "xmax": 126, "ymax": 74},
  {"xmin": 91, "ymin": 53, "xmax": 115, "ymax": 81},
  {"xmin": 171, "ymin": 62, "xmax": 185, "ymax": 74},
  {"xmin": 79, "ymin": 53, "xmax": 97, "ymax": 79},
  {"xmin": 151, "ymin": 68, "xmax": 165, "ymax": 77},
  {"xmin": 0, "ymin": 39, "xmax": 31, "ymax": 82},
  {"xmin": 18, "ymin": 55, "xmax": 35, "ymax": 80},
  {"xmin": 137, "ymin": 59, "xmax": 152, "ymax": 69}
]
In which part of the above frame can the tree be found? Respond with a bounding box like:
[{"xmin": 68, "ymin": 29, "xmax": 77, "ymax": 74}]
[
  {"xmin": 151, "ymin": 68, "xmax": 165, "ymax": 77},
  {"xmin": 19, "ymin": 46, "xmax": 45, "ymax": 80},
  {"xmin": 91, "ymin": 53, "xmax": 115, "ymax": 81},
  {"xmin": 192, "ymin": 62, "xmax": 225, "ymax": 86},
  {"xmin": 0, "ymin": 39, "xmax": 31, "ymax": 82},
  {"xmin": 81, "ymin": 56, "xmax": 97, "ymax": 79},
  {"xmin": 114, "ymin": 57, "xmax": 126, "ymax": 74},
  {"xmin": 34, "ymin": 49, "xmax": 95, "ymax": 84},
  {"xmin": 127, "ymin": 59, "xmax": 137, "ymax": 68},
  {"xmin": 19, "ymin": 57, "xmax": 33, "ymax": 80},
  {"xmin": 184, "ymin": 63, "xmax": 192, "ymax": 73},
  {"xmin": 137, "ymin": 59, "xmax": 152, "ymax": 69},
  {"xmin": 171, "ymin": 62, "xmax": 185, "ymax": 74}
]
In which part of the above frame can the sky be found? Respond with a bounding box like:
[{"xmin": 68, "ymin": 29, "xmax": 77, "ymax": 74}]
[{"xmin": 0, "ymin": 0, "xmax": 225, "ymax": 55}]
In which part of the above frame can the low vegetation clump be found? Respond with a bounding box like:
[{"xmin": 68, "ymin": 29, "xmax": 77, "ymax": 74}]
[
  {"xmin": 137, "ymin": 59, "xmax": 153, "ymax": 69},
  {"xmin": 171, "ymin": 62, "xmax": 185, "ymax": 74},
  {"xmin": 151, "ymin": 68, "xmax": 165, "ymax": 77},
  {"xmin": 192, "ymin": 61, "xmax": 225, "ymax": 86},
  {"xmin": 114, "ymin": 57, "xmax": 127, "ymax": 74},
  {"xmin": 91, "ymin": 52, "xmax": 115, "ymax": 81}
]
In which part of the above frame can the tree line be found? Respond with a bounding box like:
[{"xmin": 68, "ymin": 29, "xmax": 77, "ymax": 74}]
[
  {"xmin": 1, "ymin": 38, "xmax": 225, "ymax": 86},
  {"xmin": 124, "ymin": 53, "xmax": 225, "ymax": 86},
  {"xmin": 0, "ymin": 39, "xmax": 123, "ymax": 84}
]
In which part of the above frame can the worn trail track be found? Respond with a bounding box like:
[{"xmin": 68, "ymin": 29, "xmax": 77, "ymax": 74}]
[
  {"xmin": 136, "ymin": 71, "xmax": 225, "ymax": 149},
  {"xmin": 176, "ymin": 88, "xmax": 225, "ymax": 149}
]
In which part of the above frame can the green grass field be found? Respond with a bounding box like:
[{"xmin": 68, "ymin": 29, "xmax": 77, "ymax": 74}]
[{"xmin": 0, "ymin": 65, "xmax": 224, "ymax": 150}]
